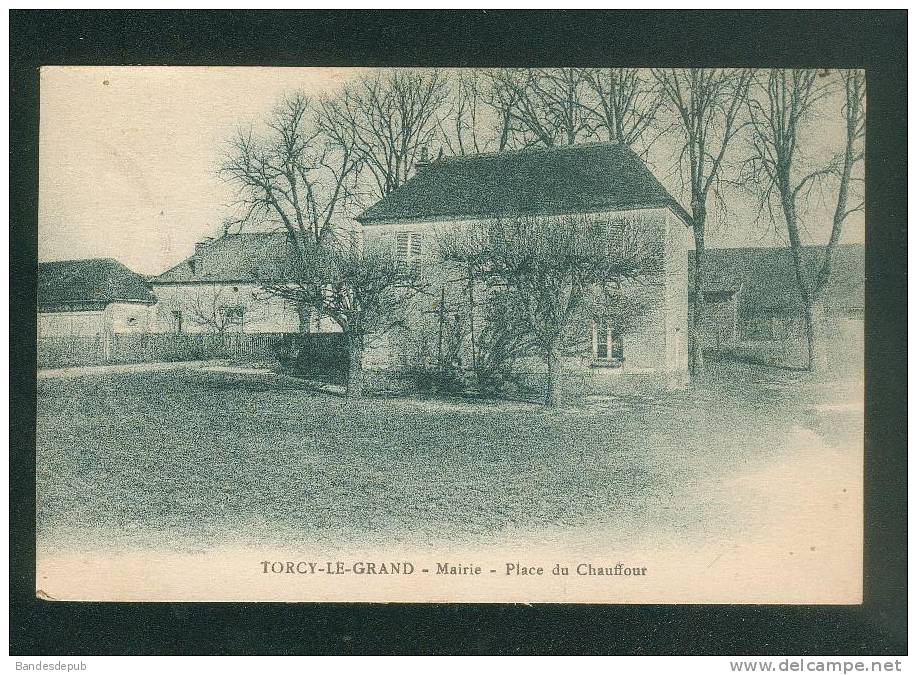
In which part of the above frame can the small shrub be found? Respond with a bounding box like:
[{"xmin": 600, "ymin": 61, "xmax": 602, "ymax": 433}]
[
  {"xmin": 276, "ymin": 333, "xmax": 348, "ymax": 384},
  {"xmin": 401, "ymin": 366, "xmax": 470, "ymax": 395}
]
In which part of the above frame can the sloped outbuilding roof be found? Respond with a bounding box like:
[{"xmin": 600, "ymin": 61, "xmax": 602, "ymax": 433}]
[
  {"xmin": 689, "ymin": 244, "xmax": 865, "ymax": 315},
  {"xmin": 688, "ymin": 247, "xmax": 769, "ymax": 296},
  {"xmin": 357, "ymin": 142, "xmax": 692, "ymax": 226},
  {"xmin": 152, "ymin": 232, "xmax": 299, "ymax": 284},
  {"xmin": 38, "ymin": 258, "xmax": 156, "ymax": 305}
]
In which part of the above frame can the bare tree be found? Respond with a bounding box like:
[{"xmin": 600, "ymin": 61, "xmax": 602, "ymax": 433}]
[
  {"xmin": 262, "ymin": 238, "xmax": 425, "ymax": 398},
  {"xmin": 435, "ymin": 70, "xmax": 493, "ymax": 156},
  {"xmin": 439, "ymin": 215, "xmax": 660, "ymax": 407},
  {"xmin": 580, "ymin": 68, "xmax": 663, "ymax": 149},
  {"xmin": 221, "ymin": 92, "xmax": 363, "ymax": 249},
  {"xmin": 482, "ymin": 68, "xmax": 594, "ymax": 149},
  {"xmin": 473, "ymin": 68, "xmax": 662, "ymax": 153},
  {"xmin": 186, "ymin": 286, "xmax": 245, "ymax": 334},
  {"xmin": 744, "ymin": 69, "xmax": 865, "ymax": 371},
  {"xmin": 220, "ymin": 91, "xmax": 365, "ymax": 332},
  {"xmin": 318, "ymin": 69, "xmax": 450, "ymax": 197},
  {"xmin": 652, "ymin": 68, "xmax": 752, "ymax": 376},
  {"xmin": 479, "ymin": 68, "xmax": 526, "ymax": 151}
]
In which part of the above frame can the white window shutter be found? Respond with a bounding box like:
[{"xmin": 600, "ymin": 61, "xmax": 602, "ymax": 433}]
[{"xmin": 396, "ymin": 231, "xmax": 409, "ymax": 254}]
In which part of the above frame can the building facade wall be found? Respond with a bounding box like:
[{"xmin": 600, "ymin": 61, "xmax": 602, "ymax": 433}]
[
  {"xmin": 149, "ymin": 283, "xmax": 312, "ymax": 334},
  {"xmin": 38, "ymin": 302, "xmax": 153, "ymax": 337},
  {"xmin": 361, "ymin": 206, "xmax": 690, "ymax": 391},
  {"xmin": 106, "ymin": 301, "xmax": 154, "ymax": 334},
  {"xmin": 588, "ymin": 207, "xmax": 690, "ymax": 392},
  {"xmin": 665, "ymin": 209, "xmax": 691, "ymax": 384},
  {"xmin": 38, "ymin": 309, "xmax": 104, "ymax": 337},
  {"xmin": 738, "ymin": 307, "xmax": 864, "ymax": 343},
  {"xmin": 689, "ymin": 295, "xmax": 739, "ymax": 349}
]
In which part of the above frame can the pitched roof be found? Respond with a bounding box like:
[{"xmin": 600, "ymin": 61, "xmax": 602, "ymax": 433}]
[
  {"xmin": 689, "ymin": 244, "xmax": 865, "ymax": 314},
  {"xmin": 357, "ymin": 142, "xmax": 692, "ymax": 226},
  {"xmin": 38, "ymin": 258, "xmax": 156, "ymax": 305},
  {"xmin": 151, "ymin": 232, "xmax": 300, "ymax": 284},
  {"xmin": 688, "ymin": 247, "xmax": 769, "ymax": 295}
]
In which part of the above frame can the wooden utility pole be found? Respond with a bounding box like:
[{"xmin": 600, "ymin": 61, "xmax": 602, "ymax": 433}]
[
  {"xmin": 437, "ymin": 287, "xmax": 445, "ymax": 373},
  {"xmin": 467, "ymin": 267, "xmax": 477, "ymax": 371}
]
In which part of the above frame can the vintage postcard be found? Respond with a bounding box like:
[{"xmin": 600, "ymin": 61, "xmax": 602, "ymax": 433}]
[{"xmin": 36, "ymin": 66, "xmax": 864, "ymax": 603}]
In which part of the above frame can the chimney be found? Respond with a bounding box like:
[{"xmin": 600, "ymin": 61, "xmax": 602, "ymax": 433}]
[
  {"xmin": 415, "ymin": 146, "xmax": 432, "ymax": 173},
  {"xmin": 191, "ymin": 237, "xmax": 214, "ymax": 276}
]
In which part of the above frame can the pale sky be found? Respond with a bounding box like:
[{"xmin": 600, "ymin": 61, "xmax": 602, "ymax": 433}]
[
  {"xmin": 39, "ymin": 67, "xmax": 365, "ymax": 274},
  {"xmin": 38, "ymin": 67, "xmax": 864, "ymax": 276}
]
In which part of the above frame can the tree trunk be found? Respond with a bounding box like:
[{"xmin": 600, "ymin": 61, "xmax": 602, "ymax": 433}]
[
  {"xmin": 781, "ymin": 195, "xmax": 817, "ymax": 372},
  {"xmin": 545, "ymin": 349, "xmax": 563, "ymax": 407},
  {"xmin": 690, "ymin": 207, "xmax": 707, "ymax": 377},
  {"xmin": 467, "ymin": 269, "xmax": 477, "ymax": 371},
  {"xmin": 801, "ymin": 300, "xmax": 816, "ymax": 372},
  {"xmin": 803, "ymin": 299, "xmax": 827, "ymax": 372},
  {"xmin": 296, "ymin": 302, "xmax": 312, "ymax": 334},
  {"xmin": 690, "ymin": 275, "xmax": 707, "ymax": 375},
  {"xmin": 346, "ymin": 338, "xmax": 364, "ymax": 399}
]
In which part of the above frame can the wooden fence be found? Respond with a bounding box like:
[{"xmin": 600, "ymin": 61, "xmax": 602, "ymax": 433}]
[
  {"xmin": 37, "ymin": 331, "xmax": 594, "ymax": 402},
  {"xmin": 37, "ymin": 332, "xmax": 293, "ymax": 369}
]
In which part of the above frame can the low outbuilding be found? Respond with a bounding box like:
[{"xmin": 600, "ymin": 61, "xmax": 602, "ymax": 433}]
[{"xmin": 38, "ymin": 258, "xmax": 156, "ymax": 337}]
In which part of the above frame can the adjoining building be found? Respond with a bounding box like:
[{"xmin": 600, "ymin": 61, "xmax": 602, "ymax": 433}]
[
  {"xmin": 38, "ymin": 258, "xmax": 156, "ymax": 337},
  {"xmin": 149, "ymin": 232, "xmax": 313, "ymax": 334},
  {"xmin": 689, "ymin": 243, "xmax": 865, "ymax": 349}
]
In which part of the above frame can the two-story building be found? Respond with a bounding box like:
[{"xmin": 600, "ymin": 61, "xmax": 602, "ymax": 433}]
[{"xmin": 356, "ymin": 142, "xmax": 692, "ymax": 391}]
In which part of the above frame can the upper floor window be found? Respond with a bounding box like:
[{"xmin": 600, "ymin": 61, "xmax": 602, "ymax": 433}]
[{"xmin": 396, "ymin": 231, "xmax": 423, "ymax": 275}]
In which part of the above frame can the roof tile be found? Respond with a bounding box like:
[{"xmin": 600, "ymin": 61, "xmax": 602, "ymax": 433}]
[
  {"xmin": 38, "ymin": 258, "xmax": 156, "ymax": 305},
  {"xmin": 152, "ymin": 233, "xmax": 298, "ymax": 284},
  {"xmin": 357, "ymin": 142, "xmax": 691, "ymax": 225},
  {"xmin": 689, "ymin": 244, "xmax": 864, "ymax": 314}
]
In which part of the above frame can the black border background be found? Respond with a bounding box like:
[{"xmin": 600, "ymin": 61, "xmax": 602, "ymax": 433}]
[{"xmin": 10, "ymin": 10, "xmax": 907, "ymax": 656}]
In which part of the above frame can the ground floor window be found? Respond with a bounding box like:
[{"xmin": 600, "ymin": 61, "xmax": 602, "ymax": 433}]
[
  {"xmin": 593, "ymin": 320, "xmax": 623, "ymax": 363},
  {"xmin": 221, "ymin": 305, "xmax": 246, "ymax": 329}
]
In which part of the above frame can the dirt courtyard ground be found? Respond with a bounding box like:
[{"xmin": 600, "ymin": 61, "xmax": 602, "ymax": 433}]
[{"xmin": 35, "ymin": 359, "xmax": 864, "ymax": 602}]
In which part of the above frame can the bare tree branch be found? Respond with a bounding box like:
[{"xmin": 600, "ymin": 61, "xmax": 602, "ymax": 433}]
[
  {"xmin": 744, "ymin": 68, "xmax": 865, "ymax": 370},
  {"xmin": 318, "ymin": 69, "xmax": 450, "ymax": 197},
  {"xmin": 580, "ymin": 68, "xmax": 663, "ymax": 150},
  {"xmin": 652, "ymin": 67, "xmax": 752, "ymax": 375},
  {"xmin": 479, "ymin": 68, "xmax": 594, "ymax": 149}
]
